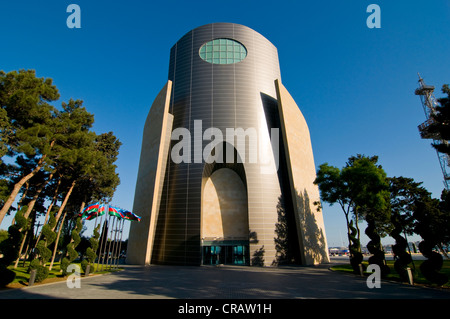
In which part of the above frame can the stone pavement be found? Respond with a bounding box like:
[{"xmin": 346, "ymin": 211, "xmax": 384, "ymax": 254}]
[{"xmin": 0, "ymin": 262, "xmax": 449, "ymax": 300}]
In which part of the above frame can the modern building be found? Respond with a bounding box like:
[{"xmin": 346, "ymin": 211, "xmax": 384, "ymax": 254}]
[{"xmin": 126, "ymin": 23, "xmax": 329, "ymax": 266}]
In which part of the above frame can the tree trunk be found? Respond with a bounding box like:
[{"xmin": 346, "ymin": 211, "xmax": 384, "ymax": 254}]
[
  {"xmin": 49, "ymin": 212, "xmax": 66, "ymax": 271},
  {"xmin": 44, "ymin": 175, "xmax": 61, "ymax": 224},
  {"xmin": 344, "ymin": 212, "xmax": 351, "ymax": 252},
  {"xmin": 14, "ymin": 229, "xmax": 28, "ymax": 268},
  {"xmin": 354, "ymin": 209, "xmax": 362, "ymax": 253},
  {"xmin": 0, "ymin": 155, "xmax": 47, "ymax": 225},
  {"xmin": 12, "ymin": 181, "xmax": 29, "ymax": 225},
  {"xmin": 23, "ymin": 171, "xmax": 54, "ymax": 219},
  {"xmin": 438, "ymin": 244, "xmax": 449, "ymax": 259},
  {"xmin": 13, "ymin": 172, "xmax": 55, "ymax": 267},
  {"xmin": 79, "ymin": 201, "xmax": 86, "ymax": 216},
  {"xmin": 34, "ymin": 177, "xmax": 61, "ymax": 247},
  {"xmin": 52, "ymin": 179, "xmax": 76, "ymax": 231},
  {"xmin": 48, "ymin": 179, "xmax": 76, "ymax": 270}
]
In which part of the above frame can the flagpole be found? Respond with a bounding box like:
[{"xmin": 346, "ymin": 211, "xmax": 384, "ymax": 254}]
[
  {"xmin": 94, "ymin": 208, "xmax": 106, "ymax": 273},
  {"xmin": 100, "ymin": 212, "xmax": 111, "ymax": 271},
  {"xmin": 110, "ymin": 216, "xmax": 119, "ymax": 270},
  {"xmin": 91, "ymin": 207, "xmax": 99, "ymax": 272},
  {"xmin": 80, "ymin": 202, "xmax": 102, "ymax": 272},
  {"xmin": 93, "ymin": 207, "xmax": 99, "ymax": 233},
  {"xmin": 111, "ymin": 218, "xmax": 120, "ymax": 269},
  {"xmin": 119, "ymin": 219, "xmax": 126, "ymax": 267},
  {"xmin": 114, "ymin": 219, "xmax": 125, "ymax": 268},
  {"xmin": 106, "ymin": 214, "xmax": 116, "ymax": 270}
]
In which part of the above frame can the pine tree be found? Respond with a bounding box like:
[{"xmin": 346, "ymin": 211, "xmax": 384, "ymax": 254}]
[{"xmin": 0, "ymin": 70, "xmax": 59, "ymax": 224}]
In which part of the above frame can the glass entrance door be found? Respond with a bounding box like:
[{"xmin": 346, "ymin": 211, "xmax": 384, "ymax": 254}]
[{"xmin": 202, "ymin": 244, "xmax": 249, "ymax": 265}]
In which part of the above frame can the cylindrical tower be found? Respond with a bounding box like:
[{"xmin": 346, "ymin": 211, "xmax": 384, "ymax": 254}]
[
  {"xmin": 127, "ymin": 22, "xmax": 329, "ymax": 267},
  {"xmin": 151, "ymin": 23, "xmax": 283, "ymax": 265}
]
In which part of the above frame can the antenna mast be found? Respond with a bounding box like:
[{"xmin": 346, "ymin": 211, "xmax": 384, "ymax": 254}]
[{"xmin": 416, "ymin": 73, "xmax": 450, "ymax": 190}]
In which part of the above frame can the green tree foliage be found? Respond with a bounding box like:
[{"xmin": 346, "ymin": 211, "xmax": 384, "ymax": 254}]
[
  {"xmin": 438, "ymin": 189, "xmax": 450, "ymax": 251},
  {"xmin": 0, "ymin": 70, "xmax": 59, "ymax": 224},
  {"xmin": 427, "ymin": 84, "xmax": 450, "ymax": 155},
  {"xmin": 348, "ymin": 220, "xmax": 363, "ymax": 273},
  {"xmin": 0, "ymin": 229, "xmax": 8, "ymax": 243},
  {"xmin": 314, "ymin": 161, "xmax": 360, "ymax": 272},
  {"xmin": 388, "ymin": 177, "xmax": 430, "ymax": 281},
  {"xmin": 1, "ymin": 69, "xmax": 121, "ymax": 281},
  {"xmin": 61, "ymin": 217, "xmax": 83, "ymax": 276},
  {"xmin": 344, "ymin": 155, "xmax": 391, "ymax": 276},
  {"xmin": 0, "ymin": 207, "xmax": 28, "ymax": 286},
  {"xmin": 414, "ymin": 195, "xmax": 449, "ymax": 285},
  {"xmin": 29, "ymin": 214, "xmax": 56, "ymax": 282},
  {"xmin": 315, "ymin": 155, "xmax": 390, "ymax": 273},
  {"xmin": 0, "ymin": 108, "xmax": 11, "ymax": 162},
  {"xmin": 342, "ymin": 155, "xmax": 390, "ymax": 227},
  {"xmin": 81, "ymin": 223, "xmax": 100, "ymax": 273}
]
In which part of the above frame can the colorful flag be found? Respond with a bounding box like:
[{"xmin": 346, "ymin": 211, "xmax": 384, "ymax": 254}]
[
  {"xmin": 80, "ymin": 202, "xmax": 99, "ymax": 218},
  {"xmin": 86, "ymin": 204, "xmax": 106, "ymax": 220},
  {"xmin": 123, "ymin": 210, "xmax": 141, "ymax": 222},
  {"xmin": 108, "ymin": 205, "xmax": 125, "ymax": 219},
  {"xmin": 81, "ymin": 202, "xmax": 106, "ymax": 220}
]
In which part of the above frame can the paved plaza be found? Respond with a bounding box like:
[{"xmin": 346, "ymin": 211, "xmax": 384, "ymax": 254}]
[{"xmin": 0, "ymin": 260, "xmax": 449, "ymax": 300}]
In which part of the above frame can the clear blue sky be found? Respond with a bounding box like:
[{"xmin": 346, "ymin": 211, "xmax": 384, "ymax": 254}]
[{"xmin": 1, "ymin": 0, "xmax": 449, "ymax": 248}]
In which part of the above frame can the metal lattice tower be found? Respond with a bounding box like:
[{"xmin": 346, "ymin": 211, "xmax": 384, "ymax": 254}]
[{"xmin": 415, "ymin": 73, "xmax": 450, "ymax": 190}]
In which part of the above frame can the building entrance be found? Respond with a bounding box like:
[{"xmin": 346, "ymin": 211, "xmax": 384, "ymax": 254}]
[{"xmin": 202, "ymin": 242, "xmax": 249, "ymax": 265}]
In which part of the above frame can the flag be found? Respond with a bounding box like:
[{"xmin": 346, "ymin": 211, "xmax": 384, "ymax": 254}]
[
  {"xmin": 123, "ymin": 210, "xmax": 141, "ymax": 222},
  {"xmin": 108, "ymin": 205, "xmax": 125, "ymax": 219},
  {"xmin": 81, "ymin": 202, "xmax": 99, "ymax": 218},
  {"xmin": 86, "ymin": 204, "xmax": 106, "ymax": 220},
  {"xmin": 81, "ymin": 202, "xmax": 106, "ymax": 220}
]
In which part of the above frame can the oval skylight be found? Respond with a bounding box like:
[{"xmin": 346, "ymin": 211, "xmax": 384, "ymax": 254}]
[{"xmin": 199, "ymin": 38, "xmax": 247, "ymax": 64}]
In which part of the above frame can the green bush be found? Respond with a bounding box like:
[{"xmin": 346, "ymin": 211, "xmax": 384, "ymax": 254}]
[
  {"xmin": 81, "ymin": 223, "xmax": 100, "ymax": 273},
  {"xmin": 61, "ymin": 217, "xmax": 82, "ymax": 276},
  {"xmin": 29, "ymin": 214, "xmax": 56, "ymax": 282},
  {"xmin": 0, "ymin": 207, "xmax": 28, "ymax": 286}
]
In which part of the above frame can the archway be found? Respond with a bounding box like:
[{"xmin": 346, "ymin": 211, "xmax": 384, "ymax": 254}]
[{"xmin": 201, "ymin": 168, "xmax": 249, "ymax": 265}]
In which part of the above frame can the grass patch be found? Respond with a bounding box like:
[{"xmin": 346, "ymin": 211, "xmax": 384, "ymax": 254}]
[
  {"xmin": 331, "ymin": 259, "xmax": 450, "ymax": 288},
  {"xmin": 2, "ymin": 261, "xmax": 122, "ymax": 289}
]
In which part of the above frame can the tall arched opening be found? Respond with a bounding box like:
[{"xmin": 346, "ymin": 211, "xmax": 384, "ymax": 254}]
[{"xmin": 201, "ymin": 157, "xmax": 250, "ymax": 265}]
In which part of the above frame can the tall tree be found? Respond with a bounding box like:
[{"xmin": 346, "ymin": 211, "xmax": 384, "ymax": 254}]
[
  {"xmin": 344, "ymin": 155, "xmax": 391, "ymax": 276},
  {"xmin": 314, "ymin": 162, "xmax": 360, "ymax": 270},
  {"xmin": 0, "ymin": 70, "xmax": 59, "ymax": 225},
  {"xmin": 388, "ymin": 176, "xmax": 429, "ymax": 281},
  {"xmin": 314, "ymin": 154, "xmax": 390, "ymax": 273},
  {"xmin": 47, "ymin": 99, "xmax": 96, "ymax": 229},
  {"xmin": 1, "ymin": 70, "xmax": 122, "ymax": 275},
  {"xmin": 69, "ymin": 131, "xmax": 121, "ymax": 211}
]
